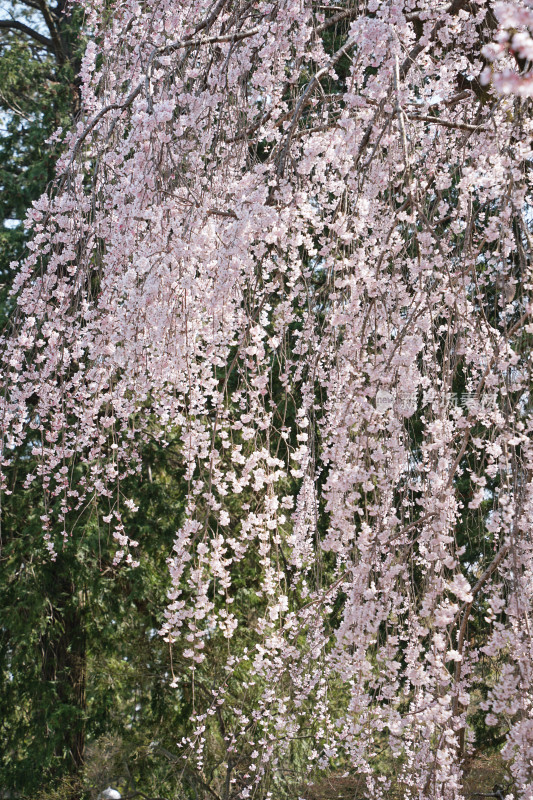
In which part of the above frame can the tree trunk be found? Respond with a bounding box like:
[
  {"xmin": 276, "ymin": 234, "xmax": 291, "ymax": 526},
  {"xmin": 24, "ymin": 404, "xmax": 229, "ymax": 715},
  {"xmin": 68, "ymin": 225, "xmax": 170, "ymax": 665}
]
[{"xmin": 40, "ymin": 557, "xmax": 86, "ymax": 793}]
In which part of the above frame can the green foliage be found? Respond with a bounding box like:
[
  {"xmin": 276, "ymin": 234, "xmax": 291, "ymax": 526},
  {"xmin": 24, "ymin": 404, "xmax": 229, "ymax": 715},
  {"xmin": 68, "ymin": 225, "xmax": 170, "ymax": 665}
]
[{"xmin": 0, "ymin": 439, "xmax": 192, "ymax": 796}]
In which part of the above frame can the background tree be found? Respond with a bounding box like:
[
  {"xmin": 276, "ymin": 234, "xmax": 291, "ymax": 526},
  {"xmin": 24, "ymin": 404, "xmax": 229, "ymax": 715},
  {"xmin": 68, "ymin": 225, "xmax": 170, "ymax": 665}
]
[
  {"xmin": 0, "ymin": 0, "xmax": 81, "ymax": 319},
  {"xmin": 0, "ymin": 1, "xmax": 88, "ymax": 791}
]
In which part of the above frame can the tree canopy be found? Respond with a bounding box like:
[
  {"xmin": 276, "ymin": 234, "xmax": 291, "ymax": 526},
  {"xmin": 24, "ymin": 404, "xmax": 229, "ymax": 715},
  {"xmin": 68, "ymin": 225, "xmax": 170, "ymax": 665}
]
[{"xmin": 2, "ymin": 1, "xmax": 533, "ymax": 799}]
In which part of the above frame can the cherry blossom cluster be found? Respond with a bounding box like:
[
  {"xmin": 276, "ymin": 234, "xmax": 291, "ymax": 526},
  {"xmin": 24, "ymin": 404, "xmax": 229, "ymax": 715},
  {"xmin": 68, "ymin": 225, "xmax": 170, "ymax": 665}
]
[
  {"xmin": 1, "ymin": 1, "xmax": 533, "ymax": 798},
  {"xmin": 482, "ymin": 1, "xmax": 533, "ymax": 95}
]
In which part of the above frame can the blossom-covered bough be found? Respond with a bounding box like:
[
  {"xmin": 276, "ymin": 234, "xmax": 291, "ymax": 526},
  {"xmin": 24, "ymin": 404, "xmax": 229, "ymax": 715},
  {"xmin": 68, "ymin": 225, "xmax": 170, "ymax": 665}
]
[{"xmin": 2, "ymin": 1, "xmax": 533, "ymax": 797}]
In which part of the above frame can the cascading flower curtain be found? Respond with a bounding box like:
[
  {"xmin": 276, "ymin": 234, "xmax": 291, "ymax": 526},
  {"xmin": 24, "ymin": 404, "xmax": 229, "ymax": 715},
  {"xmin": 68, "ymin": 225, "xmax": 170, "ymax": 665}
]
[{"xmin": 2, "ymin": 1, "xmax": 533, "ymax": 797}]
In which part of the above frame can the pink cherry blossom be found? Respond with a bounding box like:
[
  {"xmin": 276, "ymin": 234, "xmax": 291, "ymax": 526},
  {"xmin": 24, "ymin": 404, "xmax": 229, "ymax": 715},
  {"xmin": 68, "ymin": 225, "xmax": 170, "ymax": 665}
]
[{"xmin": 2, "ymin": 1, "xmax": 533, "ymax": 797}]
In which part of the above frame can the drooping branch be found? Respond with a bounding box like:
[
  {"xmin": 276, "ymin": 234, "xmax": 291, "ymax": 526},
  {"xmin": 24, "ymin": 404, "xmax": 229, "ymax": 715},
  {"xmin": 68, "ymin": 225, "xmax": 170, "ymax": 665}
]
[
  {"xmin": 36, "ymin": 0, "xmax": 66, "ymax": 63},
  {"xmin": 2, "ymin": 1, "xmax": 533, "ymax": 797}
]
